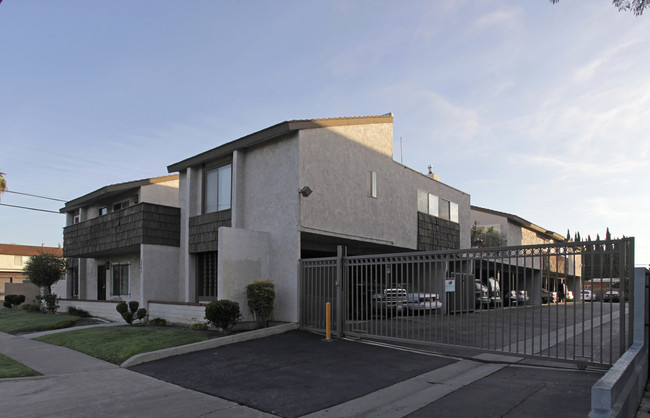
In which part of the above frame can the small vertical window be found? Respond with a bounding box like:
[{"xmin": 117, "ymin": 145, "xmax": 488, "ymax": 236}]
[
  {"xmin": 204, "ymin": 163, "xmax": 232, "ymax": 213},
  {"xmin": 366, "ymin": 170, "xmax": 377, "ymax": 198},
  {"xmin": 417, "ymin": 190, "xmax": 428, "ymax": 213},
  {"xmin": 99, "ymin": 207, "xmax": 108, "ymax": 216},
  {"xmin": 428, "ymin": 194, "xmax": 439, "ymax": 217},
  {"xmin": 450, "ymin": 202, "xmax": 459, "ymax": 223},
  {"xmin": 439, "ymin": 199, "xmax": 450, "ymax": 220},
  {"xmin": 111, "ymin": 263, "xmax": 130, "ymax": 296}
]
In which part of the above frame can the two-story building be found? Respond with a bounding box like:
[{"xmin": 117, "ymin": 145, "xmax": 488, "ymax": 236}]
[
  {"xmin": 59, "ymin": 175, "xmax": 180, "ymax": 313},
  {"xmin": 167, "ymin": 114, "xmax": 471, "ymax": 323}
]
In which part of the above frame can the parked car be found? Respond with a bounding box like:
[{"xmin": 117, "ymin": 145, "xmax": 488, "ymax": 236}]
[
  {"xmin": 475, "ymin": 281, "xmax": 490, "ymax": 308},
  {"xmin": 541, "ymin": 289, "xmax": 557, "ymax": 304},
  {"xmin": 580, "ymin": 290, "xmax": 597, "ymax": 302},
  {"xmin": 406, "ymin": 293, "xmax": 442, "ymax": 314},
  {"xmin": 603, "ymin": 290, "xmax": 620, "ymax": 302},
  {"xmin": 371, "ymin": 287, "xmax": 408, "ymax": 316},
  {"xmin": 565, "ymin": 290, "xmax": 574, "ymax": 302},
  {"xmin": 517, "ymin": 290, "xmax": 530, "ymax": 304},
  {"xmin": 504, "ymin": 290, "xmax": 518, "ymax": 306}
]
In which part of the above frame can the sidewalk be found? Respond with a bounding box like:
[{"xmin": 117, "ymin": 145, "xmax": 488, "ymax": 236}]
[
  {"xmin": 0, "ymin": 325, "xmax": 645, "ymax": 417},
  {"xmin": 0, "ymin": 331, "xmax": 275, "ymax": 417}
]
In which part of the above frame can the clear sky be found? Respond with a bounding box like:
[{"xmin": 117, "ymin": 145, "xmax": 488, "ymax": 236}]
[{"xmin": 0, "ymin": 1, "xmax": 648, "ymax": 266}]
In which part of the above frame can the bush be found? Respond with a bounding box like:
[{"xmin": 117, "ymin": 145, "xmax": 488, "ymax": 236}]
[
  {"xmin": 22, "ymin": 303, "xmax": 42, "ymax": 312},
  {"xmin": 148, "ymin": 317, "xmax": 167, "ymax": 326},
  {"xmin": 42, "ymin": 320, "xmax": 77, "ymax": 331},
  {"xmin": 3, "ymin": 294, "xmax": 25, "ymax": 308},
  {"xmin": 67, "ymin": 306, "xmax": 91, "ymax": 317},
  {"xmin": 115, "ymin": 301, "xmax": 147, "ymax": 325},
  {"xmin": 204, "ymin": 299, "xmax": 241, "ymax": 333},
  {"xmin": 190, "ymin": 323, "xmax": 208, "ymax": 331},
  {"xmin": 245, "ymin": 280, "xmax": 275, "ymax": 328},
  {"xmin": 35, "ymin": 294, "xmax": 59, "ymax": 314}
]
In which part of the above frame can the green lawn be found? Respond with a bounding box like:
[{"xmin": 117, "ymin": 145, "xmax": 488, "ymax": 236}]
[
  {"xmin": 0, "ymin": 353, "xmax": 41, "ymax": 378},
  {"xmin": 0, "ymin": 309, "xmax": 81, "ymax": 334},
  {"xmin": 35, "ymin": 326, "xmax": 214, "ymax": 364}
]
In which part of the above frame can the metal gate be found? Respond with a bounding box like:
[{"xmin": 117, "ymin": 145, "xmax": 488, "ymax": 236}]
[{"xmin": 300, "ymin": 238, "xmax": 635, "ymax": 367}]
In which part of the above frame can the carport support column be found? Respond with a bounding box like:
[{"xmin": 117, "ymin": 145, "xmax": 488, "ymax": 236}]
[{"xmin": 336, "ymin": 245, "xmax": 346, "ymax": 338}]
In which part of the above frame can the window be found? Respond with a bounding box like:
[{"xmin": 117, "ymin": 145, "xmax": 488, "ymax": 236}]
[
  {"xmin": 70, "ymin": 267, "xmax": 79, "ymax": 299},
  {"xmin": 417, "ymin": 189, "xmax": 458, "ymax": 223},
  {"xmin": 204, "ymin": 163, "xmax": 232, "ymax": 213},
  {"xmin": 73, "ymin": 210, "xmax": 81, "ymax": 224},
  {"xmin": 113, "ymin": 200, "xmax": 130, "ymax": 212},
  {"xmin": 366, "ymin": 170, "xmax": 377, "ymax": 198},
  {"xmin": 99, "ymin": 207, "xmax": 108, "ymax": 216},
  {"xmin": 197, "ymin": 252, "xmax": 218, "ymax": 299},
  {"xmin": 111, "ymin": 263, "xmax": 129, "ymax": 296}
]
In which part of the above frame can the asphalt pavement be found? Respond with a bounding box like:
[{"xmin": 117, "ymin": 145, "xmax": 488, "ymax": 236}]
[{"xmin": 0, "ymin": 324, "xmax": 613, "ymax": 417}]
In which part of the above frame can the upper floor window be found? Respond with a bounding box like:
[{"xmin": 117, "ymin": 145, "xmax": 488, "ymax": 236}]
[
  {"xmin": 99, "ymin": 207, "xmax": 108, "ymax": 216},
  {"xmin": 204, "ymin": 163, "xmax": 232, "ymax": 213},
  {"xmin": 417, "ymin": 190, "xmax": 459, "ymax": 223},
  {"xmin": 113, "ymin": 199, "xmax": 130, "ymax": 212},
  {"xmin": 366, "ymin": 170, "xmax": 377, "ymax": 198}
]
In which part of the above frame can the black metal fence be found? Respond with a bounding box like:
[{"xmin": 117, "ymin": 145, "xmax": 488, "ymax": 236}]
[{"xmin": 300, "ymin": 238, "xmax": 635, "ymax": 367}]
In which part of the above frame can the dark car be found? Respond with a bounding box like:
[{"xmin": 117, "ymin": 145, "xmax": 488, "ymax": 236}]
[{"xmin": 504, "ymin": 290, "xmax": 518, "ymax": 306}]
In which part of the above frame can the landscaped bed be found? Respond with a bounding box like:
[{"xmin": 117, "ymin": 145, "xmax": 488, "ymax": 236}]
[{"xmin": 34, "ymin": 326, "xmax": 218, "ymax": 364}]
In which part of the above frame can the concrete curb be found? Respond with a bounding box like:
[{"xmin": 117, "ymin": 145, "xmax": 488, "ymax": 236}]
[{"xmin": 120, "ymin": 322, "xmax": 299, "ymax": 368}]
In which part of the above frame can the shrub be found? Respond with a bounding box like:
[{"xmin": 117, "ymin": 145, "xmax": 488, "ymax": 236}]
[
  {"xmin": 204, "ymin": 299, "xmax": 241, "ymax": 333},
  {"xmin": 148, "ymin": 317, "xmax": 167, "ymax": 326},
  {"xmin": 115, "ymin": 301, "xmax": 147, "ymax": 325},
  {"xmin": 67, "ymin": 306, "xmax": 91, "ymax": 317},
  {"xmin": 22, "ymin": 303, "xmax": 42, "ymax": 312},
  {"xmin": 245, "ymin": 280, "xmax": 275, "ymax": 328},
  {"xmin": 190, "ymin": 323, "xmax": 208, "ymax": 331},
  {"xmin": 3, "ymin": 294, "xmax": 25, "ymax": 308},
  {"xmin": 42, "ymin": 320, "xmax": 77, "ymax": 331},
  {"xmin": 36, "ymin": 294, "xmax": 59, "ymax": 314}
]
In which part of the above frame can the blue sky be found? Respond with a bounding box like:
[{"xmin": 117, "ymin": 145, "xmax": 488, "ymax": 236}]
[{"xmin": 1, "ymin": 1, "xmax": 648, "ymax": 266}]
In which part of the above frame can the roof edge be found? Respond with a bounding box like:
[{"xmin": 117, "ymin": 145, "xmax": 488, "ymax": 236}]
[{"xmin": 471, "ymin": 205, "xmax": 566, "ymax": 242}]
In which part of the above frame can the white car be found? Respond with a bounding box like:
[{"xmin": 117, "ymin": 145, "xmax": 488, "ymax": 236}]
[
  {"xmin": 581, "ymin": 290, "xmax": 596, "ymax": 302},
  {"xmin": 406, "ymin": 293, "xmax": 442, "ymax": 314}
]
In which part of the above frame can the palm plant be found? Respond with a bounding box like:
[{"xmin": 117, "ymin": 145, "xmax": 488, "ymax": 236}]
[{"xmin": 0, "ymin": 170, "xmax": 6, "ymax": 200}]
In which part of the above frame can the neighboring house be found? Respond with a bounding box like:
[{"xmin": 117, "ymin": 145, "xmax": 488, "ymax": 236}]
[
  {"xmin": 58, "ymin": 175, "xmax": 180, "ymax": 308},
  {"xmin": 470, "ymin": 205, "xmax": 577, "ymax": 297},
  {"xmin": 0, "ymin": 243, "xmax": 62, "ymax": 302},
  {"xmin": 470, "ymin": 206, "xmax": 566, "ymax": 247},
  {"xmin": 167, "ymin": 114, "xmax": 471, "ymax": 323}
]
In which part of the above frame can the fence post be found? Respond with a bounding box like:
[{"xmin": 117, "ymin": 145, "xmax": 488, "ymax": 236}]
[{"xmin": 336, "ymin": 245, "xmax": 345, "ymax": 338}]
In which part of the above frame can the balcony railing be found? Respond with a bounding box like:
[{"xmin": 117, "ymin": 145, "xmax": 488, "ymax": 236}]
[{"xmin": 63, "ymin": 203, "xmax": 180, "ymax": 258}]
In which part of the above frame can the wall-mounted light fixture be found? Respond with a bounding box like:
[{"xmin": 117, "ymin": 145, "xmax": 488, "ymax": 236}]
[{"xmin": 299, "ymin": 186, "xmax": 313, "ymax": 198}]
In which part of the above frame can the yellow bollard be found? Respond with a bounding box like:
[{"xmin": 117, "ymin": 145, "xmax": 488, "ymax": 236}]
[{"xmin": 325, "ymin": 302, "xmax": 332, "ymax": 341}]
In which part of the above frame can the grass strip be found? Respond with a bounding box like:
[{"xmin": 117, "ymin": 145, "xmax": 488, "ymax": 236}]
[
  {"xmin": 0, "ymin": 309, "xmax": 81, "ymax": 334},
  {"xmin": 0, "ymin": 353, "xmax": 41, "ymax": 378},
  {"xmin": 35, "ymin": 326, "xmax": 213, "ymax": 365}
]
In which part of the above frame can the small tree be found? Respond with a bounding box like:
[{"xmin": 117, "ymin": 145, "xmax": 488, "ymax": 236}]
[
  {"xmin": 22, "ymin": 253, "xmax": 66, "ymax": 295},
  {"xmin": 245, "ymin": 280, "xmax": 275, "ymax": 328}
]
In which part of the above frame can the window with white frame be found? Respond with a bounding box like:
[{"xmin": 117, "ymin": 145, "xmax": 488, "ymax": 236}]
[
  {"xmin": 111, "ymin": 263, "xmax": 130, "ymax": 296},
  {"xmin": 417, "ymin": 189, "xmax": 459, "ymax": 223},
  {"xmin": 99, "ymin": 206, "xmax": 108, "ymax": 216},
  {"xmin": 366, "ymin": 170, "xmax": 377, "ymax": 198},
  {"xmin": 204, "ymin": 163, "xmax": 232, "ymax": 213}
]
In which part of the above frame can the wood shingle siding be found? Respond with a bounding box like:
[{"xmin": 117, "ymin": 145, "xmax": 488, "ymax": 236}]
[
  {"xmin": 62, "ymin": 203, "xmax": 180, "ymax": 258},
  {"xmin": 188, "ymin": 210, "xmax": 232, "ymax": 253}
]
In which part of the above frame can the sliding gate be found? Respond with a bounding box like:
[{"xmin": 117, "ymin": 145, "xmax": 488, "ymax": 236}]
[{"xmin": 300, "ymin": 238, "xmax": 635, "ymax": 367}]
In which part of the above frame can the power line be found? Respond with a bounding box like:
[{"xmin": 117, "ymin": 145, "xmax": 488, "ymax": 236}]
[
  {"xmin": 0, "ymin": 203, "xmax": 62, "ymax": 214},
  {"xmin": 5, "ymin": 190, "xmax": 68, "ymax": 202}
]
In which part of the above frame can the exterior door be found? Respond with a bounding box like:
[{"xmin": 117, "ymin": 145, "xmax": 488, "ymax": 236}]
[{"xmin": 97, "ymin": 266, "xmax": 106, "ymax": 300}]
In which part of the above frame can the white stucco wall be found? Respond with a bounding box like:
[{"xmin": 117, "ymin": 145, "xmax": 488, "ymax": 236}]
[
  {"xmin": 78, "ymin": 253, "xmax": 141, "ymax": 302},
  {"xmin": 217, "ymin": 227, "xmax": 270, "ymax": 322},
  {"xmin": 140, "ymin": 244, "xmax": 180, "ymax": 304},
  {"xmin": 235, "ymin": 136, "xmax": 301, "ymax": 322},
  {"xmin": 139, "ymin": 179, "xmax": 180, "ymax": 207},
  {"xmin": 298, "ymin": 125, "xmax": 471, "ymax": 249}
]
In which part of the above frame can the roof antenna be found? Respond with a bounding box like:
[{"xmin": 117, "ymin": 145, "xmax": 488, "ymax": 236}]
[{"xmin": 400, "ymin": 137, "xmax": 403, "ymax": 165}]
